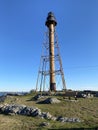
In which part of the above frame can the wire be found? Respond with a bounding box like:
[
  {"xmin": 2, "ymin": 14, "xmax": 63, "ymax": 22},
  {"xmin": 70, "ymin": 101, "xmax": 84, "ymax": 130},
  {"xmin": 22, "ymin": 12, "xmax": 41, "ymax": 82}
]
[{"xmin": 65, "ymin": 65, "xmax": 98, "ymax": 70}]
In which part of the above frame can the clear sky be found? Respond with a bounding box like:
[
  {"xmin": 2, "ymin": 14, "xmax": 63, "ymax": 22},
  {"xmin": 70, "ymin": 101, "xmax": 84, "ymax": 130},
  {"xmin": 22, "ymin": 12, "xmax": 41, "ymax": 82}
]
[{"xmin": 0, "ymin": 0, "xmax": 98, "ymax": 92}]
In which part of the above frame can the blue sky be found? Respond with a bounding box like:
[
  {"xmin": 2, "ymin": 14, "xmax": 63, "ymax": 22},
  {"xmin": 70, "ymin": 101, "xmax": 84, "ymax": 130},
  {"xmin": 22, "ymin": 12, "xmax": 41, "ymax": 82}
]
[{"xmin": 0, "ymin": 0, "xmax": 98, "ymax": 92}]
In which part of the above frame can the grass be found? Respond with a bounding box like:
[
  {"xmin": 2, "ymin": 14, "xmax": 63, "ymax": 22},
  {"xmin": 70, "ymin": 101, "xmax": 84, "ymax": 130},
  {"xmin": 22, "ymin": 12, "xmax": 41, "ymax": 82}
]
[{"xmin": 0, "ymin": 93, "xmax": 98, "ymax": 129}]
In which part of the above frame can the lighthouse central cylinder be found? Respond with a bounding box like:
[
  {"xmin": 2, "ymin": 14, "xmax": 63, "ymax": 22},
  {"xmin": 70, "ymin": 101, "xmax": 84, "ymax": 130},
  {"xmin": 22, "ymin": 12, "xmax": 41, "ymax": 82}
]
[
  {"xmin": 49, "ymin": 24, "xmax": 56, "ymax": 91},
  {"xmin": 45, "ymin": 12, "xmax": 57, "ymax": 91}
]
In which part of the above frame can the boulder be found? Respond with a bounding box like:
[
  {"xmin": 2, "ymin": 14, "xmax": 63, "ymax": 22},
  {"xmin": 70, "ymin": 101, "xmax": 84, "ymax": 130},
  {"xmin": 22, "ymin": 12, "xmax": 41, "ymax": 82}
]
[
  {"xmin": 31, "ymin": 109, "xmax": 41, "ymax": 117},
  {"xmin": 34, "ymin": 94, "xmax": 44, "ymax": 100},
  {"xmin": 41, "ymin": 97, "xmax": 60, "ymax": 104},
  {"xmin": 41, "ymin": 112, "xmax": 52, "ymax": 119},
  {"xmin": 51, "ymin": 116, "xmax": 57, "ymax": 121},
  {"xmin": 40, "ymin": 122, "xmax": 50, "ymax": 127},
  {"xmin": 57, "ymin": 116, "xmax": 81, "ymax": 123}
]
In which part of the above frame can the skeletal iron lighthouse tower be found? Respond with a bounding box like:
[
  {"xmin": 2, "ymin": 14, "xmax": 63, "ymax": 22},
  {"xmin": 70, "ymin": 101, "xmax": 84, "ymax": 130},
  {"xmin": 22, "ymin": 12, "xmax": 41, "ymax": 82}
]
[{"xmin": 36, "ymin": 12, "xmax": 66, "ymax": 92}]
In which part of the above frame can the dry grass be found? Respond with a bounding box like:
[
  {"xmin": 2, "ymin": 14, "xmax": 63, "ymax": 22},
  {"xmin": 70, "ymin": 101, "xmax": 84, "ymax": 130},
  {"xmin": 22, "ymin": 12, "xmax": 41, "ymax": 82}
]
[{"xmin": 0, "ymin": 93, "xmax": 98, "ymax": 129}]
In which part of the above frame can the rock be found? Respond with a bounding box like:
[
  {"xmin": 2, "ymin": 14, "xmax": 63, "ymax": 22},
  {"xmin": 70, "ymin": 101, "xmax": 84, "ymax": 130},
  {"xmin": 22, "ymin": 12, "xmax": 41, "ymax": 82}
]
[
  {"xmin": 20, "ymin": 106, "xmax": 30, "ymax": 115},
  {"xmin": 9, "ymin": 113, "xmax": 16, "ymax": 116},
  {"xmin": 41, "ymin": 112, "xmax": 52, "ymax": 119},
  {"xmin": 0, "ymin": 96, "xmax": 6, "ymax": 103},
  {"xmin": 34, "ymin": 94, "xmax": 44, "ymax": 100},
  {"xmin": 31, "ymin": 108, "xmax": 41, "ymax": 117},
  {"xmin": 57, "ymin": 116, "xmax": 67, "ymax": 122},
  {"xmin": 57, "ymin": 116, "xmax": 81, "ymax": 123},
  {"xmin": 74, "ymin": 118, "xmax": 81, "ymax": 122},
  {"xmin": 40, "ymin": 122, "xmax": 50, "ymax": 127},
  {"xmin": 45, "ymin": 112, "xmax": 52, "ymax": 119},
  {"xmin": 41, "ymin": 97, "xmax": 60, "ymax": 104},
  {"xmin": 51, "ymin": 116, "xmax": 57, "ymax": 121}
]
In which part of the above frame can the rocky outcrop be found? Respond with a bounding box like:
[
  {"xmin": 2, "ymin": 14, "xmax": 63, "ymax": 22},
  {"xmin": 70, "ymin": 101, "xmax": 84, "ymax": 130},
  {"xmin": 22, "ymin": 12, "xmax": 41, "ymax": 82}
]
[
  {"xmin": 57, "ymin": 116, "xmax": 81, "ymax": 123},
  {"xmin": 0, "ymin": 104, "xmax": 81, "ymax": 123},
  {"xmin": 34, "ymin": 94, "xmax": 44, "ymax": 100},
  {"xmin": 0, "ymin": 96, "xmax": 6, "ymax": 103},
  {"xmin": 38, "ymin": 97, "xmax": 61, "ymax": 104},
  {"xmin": 0, "ymin": 104, "xmax": 53, "ymax": 120}
]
